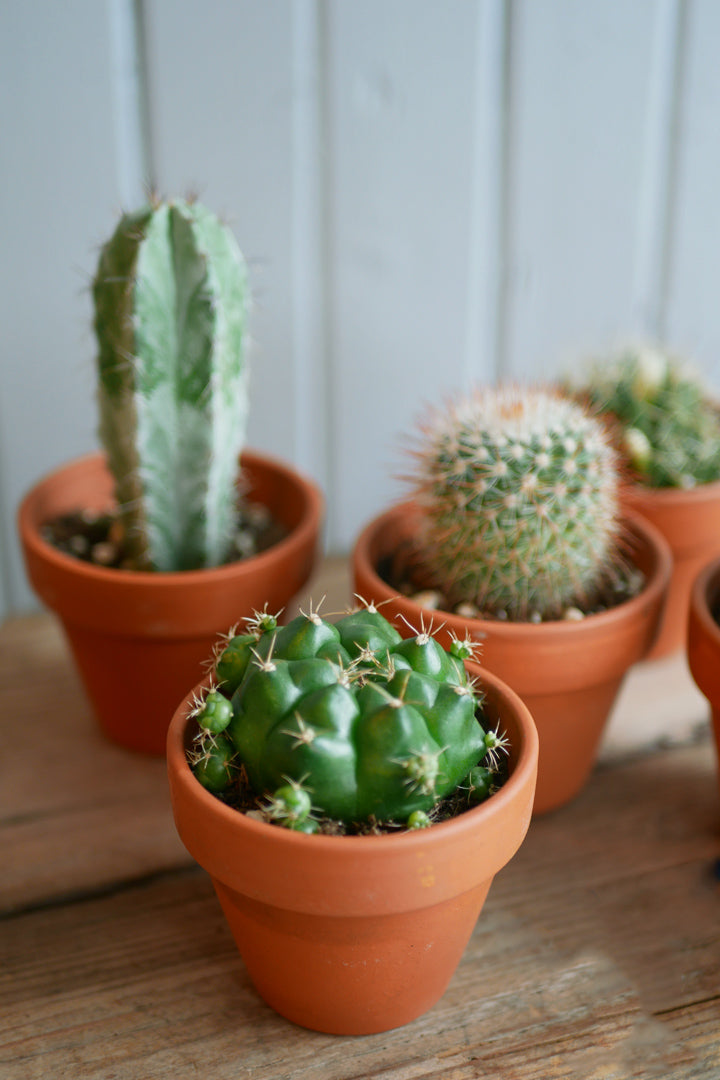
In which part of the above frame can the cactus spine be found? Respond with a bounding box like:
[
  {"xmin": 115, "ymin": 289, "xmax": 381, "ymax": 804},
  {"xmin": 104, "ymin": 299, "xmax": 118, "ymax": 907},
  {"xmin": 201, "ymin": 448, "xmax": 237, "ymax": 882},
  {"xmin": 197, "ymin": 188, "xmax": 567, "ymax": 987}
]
[
  {"xmin": 578, "ymin": 345, "xmax": 720, "ymax": 489},
  {"xmin": 404, "ymin": 386, "xmax": 622, "ymax": 621},
  {"xmin": 93, "ymin": 197, "xmax": 249, "ymax": 571}
]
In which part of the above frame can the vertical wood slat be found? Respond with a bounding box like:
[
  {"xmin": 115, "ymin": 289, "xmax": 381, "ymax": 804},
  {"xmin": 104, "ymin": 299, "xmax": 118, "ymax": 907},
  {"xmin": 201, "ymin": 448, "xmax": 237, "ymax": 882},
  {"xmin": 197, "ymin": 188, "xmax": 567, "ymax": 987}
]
[
  {"xmin": 289, "ymin": 0, "xmax": 328, "ymax": 487},
  {"xmin": 503, "ymin": 0, "xmax": 662, "ymax": 382},
  {"xmin": 108, "ymin": 0, "xmax": 154, "ymax": 207},
  {"xmin": 0, "ymin": 0, "xmax": 127, "ymax": 616},
  {"xmin": 630, "ymin": 0, "xmax": 685, "ymax": 341},
  {"xmin": 464, "ymin": 0, "xmax": 510, "ymax": 385},
  {"xmin": 664, "ymin": 0, "xmax": 720, "ymax": 387},
  {"xmin": 325, "ymin": 0, "xmax": 482, "ymax": 550},
  {"xmin": 142, "ymin": 0, "xmax": 329, "ymax": 493}
]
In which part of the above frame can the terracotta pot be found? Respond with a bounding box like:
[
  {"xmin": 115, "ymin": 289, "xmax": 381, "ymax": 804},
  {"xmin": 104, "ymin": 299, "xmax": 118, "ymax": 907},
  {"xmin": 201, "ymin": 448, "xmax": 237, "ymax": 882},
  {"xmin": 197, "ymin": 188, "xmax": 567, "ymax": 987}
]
[
  {"xmin": 622, "ymin": 480, "xmax": 720, "ymax": 658},
  {"xmin": 352, "ymin": 503, "xmax": 671, "ymax": 815},
  {"xmin": 687, "ymin": 557, "xmax": 720, "ymax": 789},
  {"xmin": 18, "ymin": 450, "xmax": 323, "ymax": 755},
  {"xmin": 167, "ymin": 664, "xmax": 538, "ymax": 1036}
]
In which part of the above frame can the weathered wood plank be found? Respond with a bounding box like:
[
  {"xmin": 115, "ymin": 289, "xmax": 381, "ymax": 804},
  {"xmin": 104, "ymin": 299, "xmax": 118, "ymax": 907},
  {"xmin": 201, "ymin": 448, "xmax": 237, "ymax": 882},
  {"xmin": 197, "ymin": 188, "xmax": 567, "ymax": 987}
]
[
  {"xmin": 0, "ymin": 561, "xmax": 349, "ymax": 914},
  {"xmin": 0, "ymin": 862, "xmax": 712, "ymax": 1080},
  {"xmin": 0, "ymin": 614, "xmax": 190, "ymax": 915},
  {"xmin": 661, "ymin": 999, "xmax": 720, "ymax": 1077}
]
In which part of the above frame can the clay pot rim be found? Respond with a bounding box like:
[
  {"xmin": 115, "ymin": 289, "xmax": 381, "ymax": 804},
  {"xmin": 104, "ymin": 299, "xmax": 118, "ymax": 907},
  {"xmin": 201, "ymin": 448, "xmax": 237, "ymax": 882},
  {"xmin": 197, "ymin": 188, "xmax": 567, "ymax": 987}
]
[
  {"xmin": 17, "ymin": 449, "xmax": 323, "ymax": 589},
  {"xmin": 690, "ymin": 556, "xmax": 720, "ymax": 647},
  {"xmin": 166, "ymin": 662, "xmax": 539, "ymax": 854},
  {"xmin": 353, "ymin": 501, "xmax": 672, "ymax": 641},
  {"xmin": 626, "ymin": 477, "xmax": 720, "ymax": 507}
]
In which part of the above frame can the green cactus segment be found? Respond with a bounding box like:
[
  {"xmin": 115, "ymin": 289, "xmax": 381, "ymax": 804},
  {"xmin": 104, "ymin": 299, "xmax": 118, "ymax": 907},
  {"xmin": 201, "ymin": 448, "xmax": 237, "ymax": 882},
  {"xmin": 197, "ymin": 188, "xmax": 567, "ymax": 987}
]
[
  {"xmin": 208, "ymin": 606, "xmax": 487, "ymax": 825},
  {"xmin": 93, "ymin": 198, "xmax": 249, "ymax": 570},
  {"xmin": 579, "ymin": 346, "xmax": 720, "ymax": 488},
  {"xmin": 406, "ymin": 387, "xmax": 621, "ymax": 621},
  {"xmin": 192, "ymin": 733, "xmax": 237, "ymax": 793}
]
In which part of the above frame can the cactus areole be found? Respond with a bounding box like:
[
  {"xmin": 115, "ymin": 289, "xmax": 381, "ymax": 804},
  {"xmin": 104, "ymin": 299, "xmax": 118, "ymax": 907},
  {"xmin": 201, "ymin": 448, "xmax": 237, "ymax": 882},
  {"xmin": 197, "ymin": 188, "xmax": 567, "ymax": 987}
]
[
  {"xmin": 93, "ymin": 198, "xmax": 249, "ymax": 571},
  {"xmin": 189, "ymin": 603, "xmax": 505, "ymax": 829},
  {"xmin": 405, "ymin": 386, "xmax": 622, "ymax": 621}
]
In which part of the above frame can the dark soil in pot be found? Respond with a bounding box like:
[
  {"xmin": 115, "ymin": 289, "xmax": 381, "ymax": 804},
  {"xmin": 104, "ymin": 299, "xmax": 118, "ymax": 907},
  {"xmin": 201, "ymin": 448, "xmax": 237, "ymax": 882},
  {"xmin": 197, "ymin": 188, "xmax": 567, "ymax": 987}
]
[{"xmin": 41, "ymin": 500, "xmax": 287, "ymax": 571}]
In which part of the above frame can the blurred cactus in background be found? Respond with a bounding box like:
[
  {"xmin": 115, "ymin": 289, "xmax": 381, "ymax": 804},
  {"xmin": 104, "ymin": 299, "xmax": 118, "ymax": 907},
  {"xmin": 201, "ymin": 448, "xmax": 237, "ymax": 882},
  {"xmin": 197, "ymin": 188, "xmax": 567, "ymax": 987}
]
[{"xmin": 576, "ymin": 345, "xmax": 720, "ymax": 489}]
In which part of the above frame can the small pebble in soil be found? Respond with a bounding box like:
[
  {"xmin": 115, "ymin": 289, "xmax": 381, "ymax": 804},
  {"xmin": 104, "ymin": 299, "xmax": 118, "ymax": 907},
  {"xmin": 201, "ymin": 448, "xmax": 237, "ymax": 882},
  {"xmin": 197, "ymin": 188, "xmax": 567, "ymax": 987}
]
[{"xmin": 41, "ymin": 502, "xmax": 287, "ymax": 570}]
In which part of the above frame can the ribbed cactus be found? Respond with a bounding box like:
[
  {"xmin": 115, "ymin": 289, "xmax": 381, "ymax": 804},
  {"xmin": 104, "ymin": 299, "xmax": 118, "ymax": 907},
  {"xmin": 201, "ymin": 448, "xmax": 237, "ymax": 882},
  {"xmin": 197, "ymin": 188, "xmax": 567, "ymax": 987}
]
[
  {"xmin": 93, "ymin": 197, "xmax": 249, "ymax": 570},
  {"xmin": 189, "ymin": 603, "xmax": 504, "ymax": 830},
  {"xmin": 577, "ymin": 345, "xmax": 720, "ymax": 489},
  {"xmin": 403, "ymin": 386, "xmax": 622, "ymax": 621}
]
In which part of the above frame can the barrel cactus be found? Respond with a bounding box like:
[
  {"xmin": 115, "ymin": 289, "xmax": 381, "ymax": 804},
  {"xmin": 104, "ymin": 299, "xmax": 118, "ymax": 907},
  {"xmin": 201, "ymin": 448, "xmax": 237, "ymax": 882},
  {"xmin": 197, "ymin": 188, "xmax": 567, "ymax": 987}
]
[
  {"xmin": 402, "ymin": 386, "xmax": 623, "ymax": 622},
  {"xmin": 576, "ymin": 345, "xmax": 720, "ymax": 489},
  {"xmin": 189, "ymin": 602, "xmax": 506, "ymax": 831},
  {"xmin": 93, "ymin": 196, "xmax": 249, "ymax": 571}
]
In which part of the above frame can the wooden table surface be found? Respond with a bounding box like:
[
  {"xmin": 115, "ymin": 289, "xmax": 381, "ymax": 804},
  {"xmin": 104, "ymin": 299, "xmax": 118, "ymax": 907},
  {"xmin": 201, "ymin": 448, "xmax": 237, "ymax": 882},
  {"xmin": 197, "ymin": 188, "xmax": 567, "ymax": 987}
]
[{"xmin": 2, "ymin": 558, "xmax": 719, "ymax": 1079}]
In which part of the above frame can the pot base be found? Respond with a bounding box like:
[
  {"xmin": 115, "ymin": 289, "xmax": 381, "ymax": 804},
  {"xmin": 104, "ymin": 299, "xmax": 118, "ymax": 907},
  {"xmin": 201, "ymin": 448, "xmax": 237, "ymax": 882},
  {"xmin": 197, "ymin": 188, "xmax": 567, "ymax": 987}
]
[{"xmin": 214, "ymin": 879, "xmax": 491, "ymax": 1035}]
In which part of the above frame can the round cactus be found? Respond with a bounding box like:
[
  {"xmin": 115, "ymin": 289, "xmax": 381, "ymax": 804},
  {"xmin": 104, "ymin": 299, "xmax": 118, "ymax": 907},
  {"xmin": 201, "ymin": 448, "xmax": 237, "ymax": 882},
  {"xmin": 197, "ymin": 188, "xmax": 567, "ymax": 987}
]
[
  {"xmin": 403, "ymin": 386, "xmax": 622, "ymax": 621},
  {"xmin": 189, "ymin": 603, "xmax": 504, "ymax": 829},
  {"xmin": 577, "ymin": 345, "xmax": 720, "ymax": 489},
  {"xmin": 93, "ymin": 196, "xmax": 249, "ymax": 571}
]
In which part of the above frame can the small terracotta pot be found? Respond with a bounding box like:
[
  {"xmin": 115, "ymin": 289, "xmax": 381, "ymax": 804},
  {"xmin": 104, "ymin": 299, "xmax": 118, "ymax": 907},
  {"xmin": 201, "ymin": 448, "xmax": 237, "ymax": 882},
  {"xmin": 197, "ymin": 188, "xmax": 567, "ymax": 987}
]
[
  {"xmin": 167, "ymin": 664, "xmax": 538, "ymax": 1035},
  {"xmin": 352, "ymin": 503, "xmax": 671, "ymax": 815},
  {"xmin": 687, "ymin": 557, "xmax": 720, "ymax": 789},
  {"xmin": 621, "ymin": 481, "xmax": 720, "ymax": 659},
  {"xmin": 18, "ymin": 450, "xmax": 323, "ymax": 755}
]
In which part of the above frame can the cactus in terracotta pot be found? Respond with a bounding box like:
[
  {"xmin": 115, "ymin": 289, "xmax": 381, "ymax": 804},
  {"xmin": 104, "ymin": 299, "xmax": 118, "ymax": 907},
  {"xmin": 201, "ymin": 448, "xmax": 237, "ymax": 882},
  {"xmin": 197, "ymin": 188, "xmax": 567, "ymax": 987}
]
[
  {"xmin": 576, "ymin": 345, "xmax": 720, "ymax": 489},
  {"xmin": 93, "ymin": 196, "xmax": 249, "ymax": 570},
  {"xmin": 402, "ymin": 386, "xmax": 624, "ymax": 621},
  {"xmin": 189, "ymin": 602, "xmax": 507, "ymax": 830}
]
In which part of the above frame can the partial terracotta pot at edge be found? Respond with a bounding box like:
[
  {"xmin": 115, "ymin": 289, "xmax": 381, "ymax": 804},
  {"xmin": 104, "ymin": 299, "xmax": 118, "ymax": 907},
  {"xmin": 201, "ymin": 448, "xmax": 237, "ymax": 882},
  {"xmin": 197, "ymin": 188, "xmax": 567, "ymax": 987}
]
[
  {"xmin": 167, "ymin": 662, "xmax": 538, "ymax": 1036},
  {"xmin": 687, "ymin": 556, "xmax": 720, "ymax": 790},
  {"xmin": 623, "ymin": 480, "xmax": 720, "ymax": 659},
  {"xmin": 352, "ymin": 502, "xmax": 672, "ymax": 815},
  {"xmin": 18, "ymin": 450, "xmax": 323, "ymax": 755}
]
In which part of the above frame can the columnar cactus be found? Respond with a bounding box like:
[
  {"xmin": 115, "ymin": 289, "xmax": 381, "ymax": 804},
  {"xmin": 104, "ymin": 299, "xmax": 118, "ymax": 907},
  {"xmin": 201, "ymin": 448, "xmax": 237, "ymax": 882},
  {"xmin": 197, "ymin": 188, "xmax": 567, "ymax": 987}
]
[
  {"xmin": 403, "ymin": 386, "xmax": 622, "ymax": 621},
  {"xmin": 93, "ymin": 197, "xmax": 249, "ymax": 570},
  {"xmin": 189, "ymin": 603, "xmax": 505, "ymax": 830},
  {"xmin": 577, "ymin": 345, "xmax": 720, "ymax": 489}
]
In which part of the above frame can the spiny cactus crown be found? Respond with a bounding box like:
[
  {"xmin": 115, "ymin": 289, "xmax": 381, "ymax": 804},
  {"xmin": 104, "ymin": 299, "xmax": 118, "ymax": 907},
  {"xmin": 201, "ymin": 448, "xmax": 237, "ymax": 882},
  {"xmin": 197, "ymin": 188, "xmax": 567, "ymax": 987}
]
[
  {"xmin": 577, "ymin": 345, "xmax": 720, "ymax": 489},
  {"xmin": 403, "ymin": 386, "xmax": 622, "ymax": 621},
  {"xmin": 93, "ymin": 196, "xmax": 249, "ymax": 571},
  {"xmin": 189, "ymin": 602, "xmax": 505, "ymax": 831}
]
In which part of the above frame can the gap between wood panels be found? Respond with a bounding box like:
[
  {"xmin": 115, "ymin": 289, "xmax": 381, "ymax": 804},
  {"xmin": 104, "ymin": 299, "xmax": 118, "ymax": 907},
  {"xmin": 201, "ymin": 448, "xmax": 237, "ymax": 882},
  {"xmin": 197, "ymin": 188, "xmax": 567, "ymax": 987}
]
[
  {"xmin": 107, "ymin": 0, "xmax": 154, "ymax": 206},
  {"xmin": 464, "ymin": 0, "xmax": 511, "ymax": 387},
  {"xmin": 631, "ymin": 0, "xmax": 685, "ymax": 341},
  {"xmin": 291, "ymin": 0, "xmax": 331, "ymax": 500}
]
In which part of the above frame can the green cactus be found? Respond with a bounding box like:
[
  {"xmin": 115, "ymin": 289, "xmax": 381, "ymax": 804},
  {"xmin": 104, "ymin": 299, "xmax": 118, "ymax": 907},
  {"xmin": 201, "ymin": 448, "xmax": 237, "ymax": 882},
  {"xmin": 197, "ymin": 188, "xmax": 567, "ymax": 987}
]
[
  {"xmin": 189, "ymin": 603, "xmax": 505, "ymax": 829},
  {"xmin": 576, "ymin": 345, "xmax": 720, "ymax": 489},
  {"xmin": 93, "ymin": 196, "xmax": 249, "ymax": 570},
  {"xmin": 402, "ymin": 386, "xmax": 623, "ymax": 621}
]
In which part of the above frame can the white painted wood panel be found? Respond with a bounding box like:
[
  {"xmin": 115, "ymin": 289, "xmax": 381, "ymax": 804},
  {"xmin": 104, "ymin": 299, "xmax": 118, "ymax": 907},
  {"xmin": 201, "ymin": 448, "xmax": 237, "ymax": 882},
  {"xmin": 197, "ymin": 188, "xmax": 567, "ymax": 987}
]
[
  {"xmin": 142, "ymin": 0, "xmax": 328, "ymax": 487},
  {"xmin": 665, "ymin": 0, "xmax": 720, "ymax": 389},
  {"xmin": 503, "ymin": 0, "xmax": 661, "ymax": 381},
  {"xmin": 0, "ymin": 0, "xmax": 128, "ymax": 612},
  {"xmin": 326, "ymin": 0, "xmax": 485, "ymax": 550}
]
